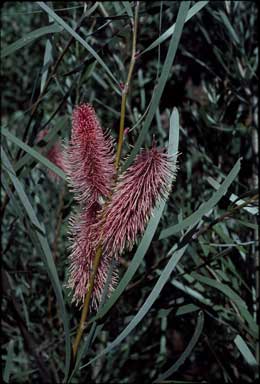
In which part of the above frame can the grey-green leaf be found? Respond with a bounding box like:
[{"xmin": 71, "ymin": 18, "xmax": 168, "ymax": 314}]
[
  {"xmin": 1, "ymin": 148, "xmax": 71, "ymax": 380},
  {"xmin": 234, "ymin": 335, "xmax": 258, "ymax": 366},
  {"xmin": 1, "ymin": 23, "xmax": 63, "ymax": 58},
  {"xmin": 1, "ymin": 127, "xmax": 66, "ymax": 180},
  {"xmin": 123, "ymin": 1, "xmax": 190, "ymax": 170},
  {"xmin": 141, "ymin": 1, "xmax": 208, "ymax": 55},
  {"xmin": 37, "ymin": 2, "xmax": 119, "ymax": 86},
  {"xmin": 3, "ymin": 340, "xmax": 15, "ymax": 383},
  {"xmin": 160, "ymin": 158, "xmax": 241, "ymax": 239},
  {"xmin": 155, "ymin": 311, "xmax": 205, "ymax": 382}
]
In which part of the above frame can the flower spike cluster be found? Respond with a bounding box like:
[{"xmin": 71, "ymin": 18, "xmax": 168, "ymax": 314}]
[{"xmin": 66, "ymin": 103, "xmax": 177, "ymax": 308}]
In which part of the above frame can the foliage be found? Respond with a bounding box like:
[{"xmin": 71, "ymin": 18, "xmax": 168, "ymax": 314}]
[{"xmin": 1, "ymin": 2, "xmax": 258, "ymax": 383}]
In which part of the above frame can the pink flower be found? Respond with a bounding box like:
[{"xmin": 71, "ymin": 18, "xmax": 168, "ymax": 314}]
[
  {"xmin": 66, "ymin": 202, "xmax": 117, "ymax": 308},
  {"xmin": 98, "ymin": 146, "xmax": 177, "ymax": 257},
  {"xmin": 65, "ymin": 104, "xmax": 115, "ymax": 206},
  {"xmin": 36, "ymin": 128, "xmax": 65, "ymax": 182},
  {"xmin": 65, "ymin": 103, "xmax": 177, "ymax": 309}
]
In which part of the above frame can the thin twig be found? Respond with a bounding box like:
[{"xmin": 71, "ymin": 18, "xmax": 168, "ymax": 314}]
[
  {"xmin": 48, "ymin": 182, "xmax": 66, "ymax": 321},
  {"xmin": 115, "ymin": 2, "xmax": 139, "ymax": 171}
]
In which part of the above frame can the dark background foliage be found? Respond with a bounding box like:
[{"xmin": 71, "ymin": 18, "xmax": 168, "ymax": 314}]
[{"xmin": 1, "ymin": 2, "xmax": 259, "ymax": 383}]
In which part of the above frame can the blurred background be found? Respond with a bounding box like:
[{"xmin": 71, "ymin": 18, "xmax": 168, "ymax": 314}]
[{"xmin": 1, "ymin": 2, "xmax": 259, "ymax": 383}]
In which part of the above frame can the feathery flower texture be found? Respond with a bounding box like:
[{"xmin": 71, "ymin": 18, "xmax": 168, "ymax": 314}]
[
  {"xmin": 66, "ymin": 103, "xmax": 177, "ymax": 308},
  {"xmin": 98, "ymin": 146, "xmax": 176, "ymax": 258},
  {"xmin": 67, "ymin": 202, "xmax": 117, "ymax": 308},
  {"xmin": 66, "ymin": 104, "xmax": 115, "ymax": 206}
]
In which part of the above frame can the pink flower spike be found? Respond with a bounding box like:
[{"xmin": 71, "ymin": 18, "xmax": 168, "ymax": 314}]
[
  {"xmin": 36, "ymin": 128, "xmax": 65, "ymax": 182},
  {"xmin": 65, "ymin": 104, "xmax": 115, "ymax": 206},
  {"xmin": 66, "ymin": 202, "xmax": 117, "ymax": 308},
  {"xmin": 99, "ymin": 146, "xmax": 177, "ymax": 258}
]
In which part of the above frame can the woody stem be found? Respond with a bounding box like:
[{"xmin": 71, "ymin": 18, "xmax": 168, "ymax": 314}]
[
  {"xmin": 115, "ymin": 2, "xmax": 140, "ymax": 171},
  {"xmin": 72, "ymin": 247, "xmax": 102, "ymax": 358}
]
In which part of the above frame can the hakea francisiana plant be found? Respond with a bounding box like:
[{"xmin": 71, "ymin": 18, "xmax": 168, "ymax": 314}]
[
  {"xmin": 65, "ymin": 104, "xmax": 115, "ymax": 207},
  {"xmin": 36, "ymin": 129, "xmax": 65, "ymax": 182},
  {"xmin": 66, "ymin": 103, "xmax": 177, "ymax": 308}
]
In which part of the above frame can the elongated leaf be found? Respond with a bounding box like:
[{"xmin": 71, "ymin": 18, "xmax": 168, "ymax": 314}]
[
  {"xmin": 218, "ymin": 10, "xmax": 240, "ymax": 46},
  {"xmin": 141, "ymin": 1, "xmax": 208, "ymax": 55},
  {"xmin": 234, "ymin": 335, "xmax": 257, "ymax": 366},
  {"xmin": 93, "ymin": 107, "xmax": 180, "ymax": 323},
  {"xmin": 123, "ymin": 1, "xmax": 190, "ymax": 170},
  {"xmin": 122, "ymin": 2, "xmax": 133, "ymax": 18},
  {"xmin": 191, "ymin": 272, "xmax": 258, "ymax": 337},
  {"xmin": 160, "ymin": 158, "xmax": 241, "ymax": 239},
  {"xmin": 168, "ymin": 108, "xmax": 179, "ymax": 158},
  {"xmin": 170, "ymin": 279, "xmax": 212, "ymax": 306},
  {"xmin": 41, "ymin": 39, "xmax": 52, "ymax": 92},
  {"xmin": 175, "ymin": 304, "xmax": 200, "ymax": 317},
  {"xmin": 1, "ymin": 23, "xmax": 63, "ymax": 58},
  {"xmin": 3, "ymin": 340, "xmax": 15, "ymax": 383},
  {"xmin": 37, "ymin": 2, "xmax": 119, "ymax": 86},
  {"xmin": 207, "ymin": 177, "xmax": 258, "ymax": 215},
  {"xmin": 1, "ymin": 127, "xmax": 66, "ymax": 180},
  {"xmin": 155, "ymin": 311, "xmax": 204, "ymax": 382},
  {"xmin": 1, "ymin": 148, "xmax": 71, "ymax": 380}
]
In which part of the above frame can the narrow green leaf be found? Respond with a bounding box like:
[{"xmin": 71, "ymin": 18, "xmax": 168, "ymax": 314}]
[
  {"xmin": 218, "ymin": 10, "xmax": 240, "ymax": 46},
  {"xmin": 234, "ymin": 335, "xmax": 257, "ymax": 366},
  {"xmin": 123, "ymin": 1, "xmax": 190, "ymax": 170},
  {"xmin": 175, "ymin": 304, "xmax": 200, "ymax": 317},
  {"xmin": 1, "ymin": 23, "xmax": 63, "ymax": 58},
  {"xmin": 1, "ymin": 127, "xmax": 66, "ymax": 180},
  {"xmin": 155, "ymin": 312, "xmax": 204, "ymax": 382},
  {"xmin": 160, "ymin": 158, "xmax": 241, "ymax": 239},
  {"xmin": 169, "ymin": 107, "xmax": 179, "ymax": 158},
  {"xmin": 122, "ymin": 2, "xmax": 133, "ymax": 18},
  {"xmin": 170, "ymin": 279, "xmax": 212, "ymax": 306},
  {"xmin": 191, "ymin": 272, "xmax": 258, "ymax": 337},
  {"xmin": 1, "ymin": 149, "xmax": 71, "ymax": 380},
  {"xmin": 207, "ymin": 176, "xmax": 258, "ymax": 215},
  {"xmin": 37, "ymin": 2, "xmax": 119, "ymax": 86},
  {"xmin": 141, "ymin": 1, "xmax": 208, "ymax": 55},
  {"xmin": 235, "ymin": 220, "xmax": 258, "ymax": 230},
  {"xmin": 41, "ymin": 39, "xmax": 52, "ymax": 92},
  {"xmin": 3, "ymin": 340, "xmax": 15, "ymax": 383}
]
